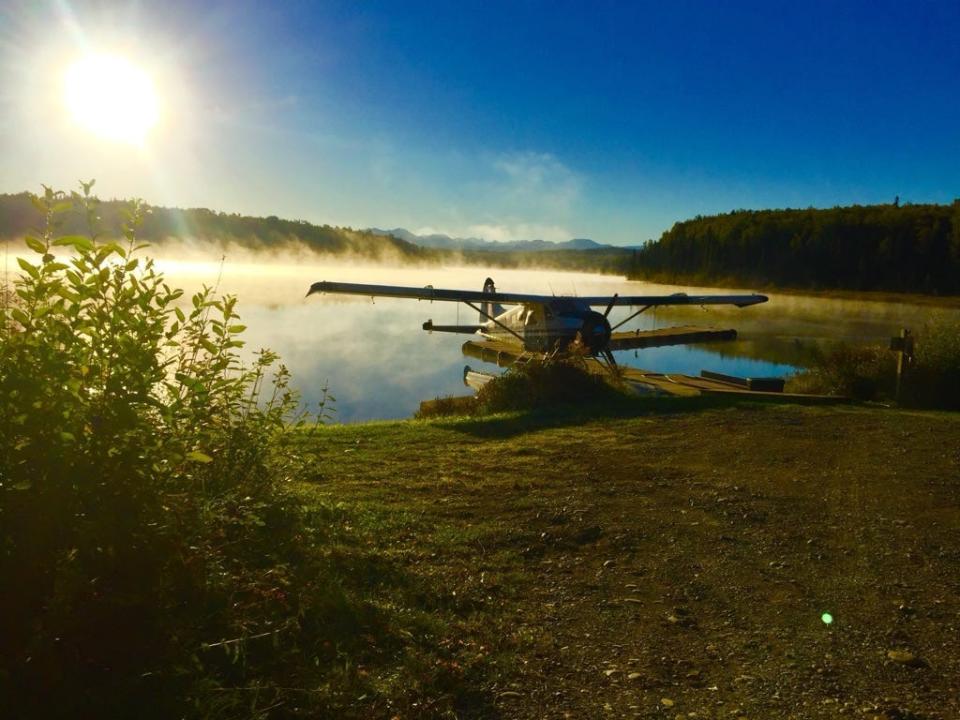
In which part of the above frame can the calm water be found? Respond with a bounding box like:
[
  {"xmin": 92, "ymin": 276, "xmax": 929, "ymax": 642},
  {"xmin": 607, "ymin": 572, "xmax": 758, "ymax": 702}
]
[
  {"xmin": 7, "ymin": 244, "xmax": 951, "ymax": 421},
  {"xmin": 145, "ymin": 253, "xmax": 957, "ymax": 422}
]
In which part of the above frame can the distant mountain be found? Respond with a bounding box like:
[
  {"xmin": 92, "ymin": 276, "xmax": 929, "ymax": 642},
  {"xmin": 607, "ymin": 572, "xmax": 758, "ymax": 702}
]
[{"xmin": 368, "ymin": 228, "xmax": 610, "ymax": 252}]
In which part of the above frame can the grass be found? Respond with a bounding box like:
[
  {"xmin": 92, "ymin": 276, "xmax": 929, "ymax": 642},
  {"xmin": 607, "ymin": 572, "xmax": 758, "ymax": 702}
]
[
  {"xmin": 284, "ymin": 402, "xmax": 960, "ymax": 719},
  {"xmin": 787, "ymin": 314, "xmax": 960, "ymax": 408}
]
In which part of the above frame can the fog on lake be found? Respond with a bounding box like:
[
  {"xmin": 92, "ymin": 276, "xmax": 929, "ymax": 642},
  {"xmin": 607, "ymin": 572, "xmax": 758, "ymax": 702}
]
[{"xmin": 145, "ymin": 253, "xmax": 957, "ymax": 422}]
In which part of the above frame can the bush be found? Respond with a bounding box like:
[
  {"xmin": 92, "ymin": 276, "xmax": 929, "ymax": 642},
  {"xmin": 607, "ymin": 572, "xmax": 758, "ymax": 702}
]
[
  {"xmin": 902, "ymin": 315, "xmax": 960, "ymax": 409},
  {"xmin": 786, "ymin": 317, "xmax": 960, "ymax": 409},
  {"xmin": 475, "ymin": 355, "xmax": 629, "ymax": 414},
  {"xmin": 786, "ymin": 344, "xmax": 896, "ymax": 400},
  {"xmin": 0, "ymin": 184, "xmax": 329, "ymax": 717}
]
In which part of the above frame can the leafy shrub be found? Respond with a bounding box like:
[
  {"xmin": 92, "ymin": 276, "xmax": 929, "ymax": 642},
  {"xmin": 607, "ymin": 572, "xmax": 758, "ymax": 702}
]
[
  {"xmin": 787, "ymin": 317, "xmax": 960, "ymax": 408},
  {"xmin": 475, "ymin": 355, "xmax": 629, "ymax": 414},
  {"xmin": 786, "ymin": 344, "xmax": 896, "ymax": 400},
  {"xmin": 902, "ymin": 314, "xmax": 960, "ymax": 409},
  {"xmin": 0, "ymin": 184, "xmax": 330, "ymax": 718}
]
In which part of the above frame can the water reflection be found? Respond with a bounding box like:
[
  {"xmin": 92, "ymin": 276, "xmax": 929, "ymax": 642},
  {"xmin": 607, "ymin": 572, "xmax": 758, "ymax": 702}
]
[
  {"xmin": 146, "ymin": 257, "xmax": 959, "ymax": 421},
  {"xmin": 5, "ymin": 241, "xmax": 957, "ymax": 421}
]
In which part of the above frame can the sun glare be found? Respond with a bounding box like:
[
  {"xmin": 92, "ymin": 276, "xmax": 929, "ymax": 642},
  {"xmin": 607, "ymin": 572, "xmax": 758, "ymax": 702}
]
[{"xmin": 63, "ymin": 53, "xmax": 159, "ymax": 144}]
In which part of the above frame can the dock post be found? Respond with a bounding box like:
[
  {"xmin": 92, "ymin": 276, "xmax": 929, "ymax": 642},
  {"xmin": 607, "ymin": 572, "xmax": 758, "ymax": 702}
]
[{"xmin": 891, "ymin": 328, "xmax": 914, "ymax": 403}]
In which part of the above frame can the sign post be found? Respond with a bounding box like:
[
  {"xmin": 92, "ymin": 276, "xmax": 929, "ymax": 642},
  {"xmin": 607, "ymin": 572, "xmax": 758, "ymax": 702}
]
[{"xmin": 890, "ymin": 328, "xmax": 914, "ymax": 403}]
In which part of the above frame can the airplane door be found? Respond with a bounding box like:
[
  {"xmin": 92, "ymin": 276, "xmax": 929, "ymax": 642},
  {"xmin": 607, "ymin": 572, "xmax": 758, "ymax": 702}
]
[{"xmin": 524, "ymin": 306, "xmax": 546, "ymax": 352}]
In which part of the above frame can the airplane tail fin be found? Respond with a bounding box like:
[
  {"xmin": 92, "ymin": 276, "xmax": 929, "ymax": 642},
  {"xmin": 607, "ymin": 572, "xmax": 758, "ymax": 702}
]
[{"xmin": 481, "ymin": 277, "xmax": 504, "ymax": 322}]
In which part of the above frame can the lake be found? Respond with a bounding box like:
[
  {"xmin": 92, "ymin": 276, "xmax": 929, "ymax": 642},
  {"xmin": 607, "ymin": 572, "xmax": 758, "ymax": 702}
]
[{"xmin": 148, "ymin": 251, "xmax": 958, "ymax": 422}]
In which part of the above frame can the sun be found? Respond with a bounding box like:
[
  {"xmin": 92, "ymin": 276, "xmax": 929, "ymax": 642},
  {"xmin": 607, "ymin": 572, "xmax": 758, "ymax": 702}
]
[{"xmin": 63, "ymin": 53, "xmax": 159, "ymax": 144}]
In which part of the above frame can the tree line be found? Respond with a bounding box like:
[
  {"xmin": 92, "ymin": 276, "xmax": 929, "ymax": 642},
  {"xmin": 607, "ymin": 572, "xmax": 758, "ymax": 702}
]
[
  {"xmin": 629, "ymin": 201, "xmax": 960, "ymax": 294},
  {"xmin": 0, "ymin": 192, "xmax": 429, "ymax": 261},
  {"xmin": 0, "ymin": 192, "xmax": 632, "ymax": 274}
]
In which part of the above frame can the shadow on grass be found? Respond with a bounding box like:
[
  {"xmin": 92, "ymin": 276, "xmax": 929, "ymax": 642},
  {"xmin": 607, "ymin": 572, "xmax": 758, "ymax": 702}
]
[
  {"xmin": 433, "ymin": 394, "xmax": 755, "ymax": 439},
  {"xmin": 290, "ymin": 505, "xmax": 505, "ymax": 720}
]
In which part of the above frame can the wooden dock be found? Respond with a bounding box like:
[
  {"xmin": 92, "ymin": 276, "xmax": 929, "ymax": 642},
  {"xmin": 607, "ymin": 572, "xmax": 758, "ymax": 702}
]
[
  {"xmin": 461, "ymin": 328, "xmax": 847, "ymax": 404},
  {"xmin": 462, "ymin": 325, "xmax": 738, "ymax": 368},
  {"xmin": 621, "ymin": 370, "xmax": 845, "ymax": 404}
]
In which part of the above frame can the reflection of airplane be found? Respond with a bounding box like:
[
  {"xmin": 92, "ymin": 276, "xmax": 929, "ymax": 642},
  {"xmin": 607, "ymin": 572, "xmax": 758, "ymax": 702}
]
[{"xmin": 307, "ymin": 277, "xmax": 767, "ymax": 367}]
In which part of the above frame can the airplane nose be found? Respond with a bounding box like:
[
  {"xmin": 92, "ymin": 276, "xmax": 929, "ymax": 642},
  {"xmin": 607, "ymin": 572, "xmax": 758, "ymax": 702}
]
[{"xmin": 579, "ymin": 311, "xmax": 612, "ymax": 354}]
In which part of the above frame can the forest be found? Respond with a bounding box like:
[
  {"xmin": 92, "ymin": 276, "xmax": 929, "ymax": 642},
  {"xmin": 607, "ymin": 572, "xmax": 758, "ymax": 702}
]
[
  {"xmin": 0, "ymin": 192, "xmax": 632, "ymax": 274},
  {"xmin": 0, "ymin": 192, "xmax": 428, "ymax": 261},
  {"xmin": 7, "ymin": 193, "xmax": 960, "ymax": 294},
  {"xmin": 629, "ymin": 201, "xmax": 960, "ymax": 294}
]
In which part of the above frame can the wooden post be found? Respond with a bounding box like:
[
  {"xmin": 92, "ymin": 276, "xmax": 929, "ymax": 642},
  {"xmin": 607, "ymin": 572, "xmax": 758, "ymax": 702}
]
[{"xmin": 891, "ymin": 328, "xmax": 913, "ymax": 402}]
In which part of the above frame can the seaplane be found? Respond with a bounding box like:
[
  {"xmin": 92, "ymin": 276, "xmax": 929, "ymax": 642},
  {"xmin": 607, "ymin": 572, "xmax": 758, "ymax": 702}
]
[{"xmin": 306, "ymin": 278, "xmax": 768, "ymax": 369}]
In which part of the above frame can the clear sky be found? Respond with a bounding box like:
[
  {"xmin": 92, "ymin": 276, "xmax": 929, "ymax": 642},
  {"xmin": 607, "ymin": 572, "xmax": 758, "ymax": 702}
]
[{"xmin": 1, "ymin": 0, "xmax": 959, "ymax": 245}]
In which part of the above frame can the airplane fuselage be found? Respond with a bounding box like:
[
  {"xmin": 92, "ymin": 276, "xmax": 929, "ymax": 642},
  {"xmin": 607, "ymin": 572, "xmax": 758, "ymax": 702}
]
[{"xmin": 481, "ymin": 298, "xmax": 612, "ymax": 354}]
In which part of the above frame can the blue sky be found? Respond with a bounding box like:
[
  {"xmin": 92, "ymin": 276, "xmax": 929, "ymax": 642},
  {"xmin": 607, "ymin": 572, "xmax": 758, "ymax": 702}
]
[{"xmin": 1, "ymin": 0, "xmax": 959, "ymax": 245}]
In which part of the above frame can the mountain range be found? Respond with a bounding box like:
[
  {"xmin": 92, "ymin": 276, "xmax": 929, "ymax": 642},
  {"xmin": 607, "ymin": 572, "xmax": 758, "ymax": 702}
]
[{"xmin": 367, "ymin": 227, "xmax": 612, "ymax": 252}]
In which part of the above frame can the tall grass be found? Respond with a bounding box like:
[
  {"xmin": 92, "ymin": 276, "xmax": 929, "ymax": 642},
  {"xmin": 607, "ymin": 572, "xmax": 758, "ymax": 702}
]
[
  {"xmin": 787, "ymin": 315, "xmax": 960, "ymax": 409},
  {"xmin": 904, "ymin": 314, "xmax": 960, "ymax": 408},
  {"xmin": 787, "ymin": 344, "xmax": 896, "ymax": 400},
  {"xmin": 0, "ymin": 184, "xmax": 331, "ymax": 717},
  {"xmin": 475, "ymin": 355, "xmax": 630, "ymax": 414}
]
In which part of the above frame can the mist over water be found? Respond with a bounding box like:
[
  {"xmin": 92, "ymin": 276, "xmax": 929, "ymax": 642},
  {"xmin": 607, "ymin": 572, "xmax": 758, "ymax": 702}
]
[
  {"xmin": 6, "ymin": 243, "xmax": 955, "ymax": 421},
  {"xmin": 144, "ymin": 252, "xmax": 958, "ymax": 421}
]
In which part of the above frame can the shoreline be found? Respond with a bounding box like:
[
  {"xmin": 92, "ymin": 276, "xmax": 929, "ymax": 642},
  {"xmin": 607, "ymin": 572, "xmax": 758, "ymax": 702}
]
[{"xmin": 629, "ymin": 272, "xmax": 960, "ymax": 308}]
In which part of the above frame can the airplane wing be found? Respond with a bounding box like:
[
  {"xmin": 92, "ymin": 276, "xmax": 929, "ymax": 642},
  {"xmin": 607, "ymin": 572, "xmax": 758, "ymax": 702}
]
[
  {"xmin": 307, "ymin": 281, "xmax": 767, "ymax": 308},
  {"xmin": 577, "ymin": 292, "xmax": 768, "ymax": 308},
  {"xmin": 308, "ymin": 281, "xmax": 550, "ymax": 304}
]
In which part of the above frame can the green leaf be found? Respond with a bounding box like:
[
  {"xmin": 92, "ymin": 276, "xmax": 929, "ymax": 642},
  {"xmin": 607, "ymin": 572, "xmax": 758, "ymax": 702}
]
[
  {"xmin": 53, "ymin": 235, "xmax": 94, "ymax": 252},
  {"xmin": 25, "ymin": 236, "xmax": 46, "ymax": 254},
  {"xmin": 16, "ymin": 257, "xmax": 39, "ymax": 279},
  {"xmin": 186, "ymin": 451, "xmax": 213, "ymax": 463},
  {"xmin": 227, "ymin": 324, "xmax": 247, "ymax": 333}
]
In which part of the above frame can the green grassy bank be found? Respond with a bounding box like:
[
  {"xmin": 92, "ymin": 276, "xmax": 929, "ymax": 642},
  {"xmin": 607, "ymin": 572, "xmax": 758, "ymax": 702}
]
[{"xmin": 278, "ymin": 403, "xmax": 960, "ymax": 720}]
